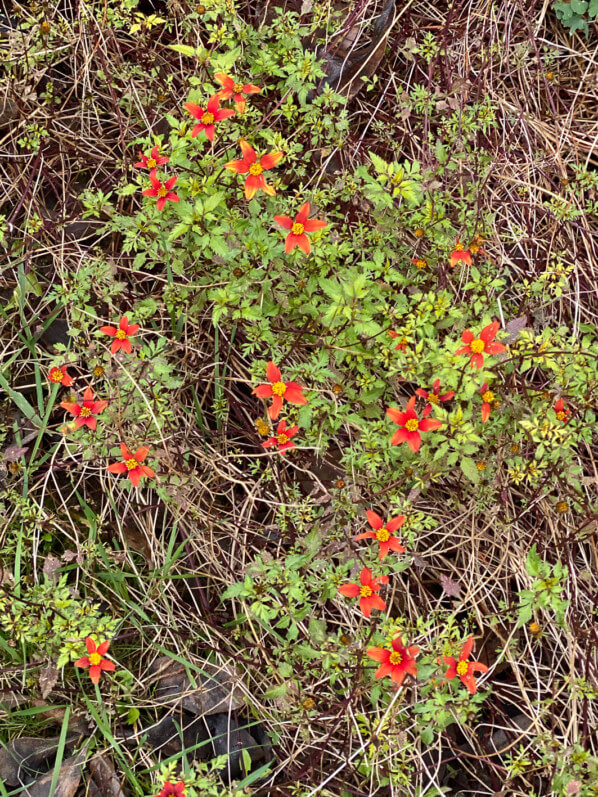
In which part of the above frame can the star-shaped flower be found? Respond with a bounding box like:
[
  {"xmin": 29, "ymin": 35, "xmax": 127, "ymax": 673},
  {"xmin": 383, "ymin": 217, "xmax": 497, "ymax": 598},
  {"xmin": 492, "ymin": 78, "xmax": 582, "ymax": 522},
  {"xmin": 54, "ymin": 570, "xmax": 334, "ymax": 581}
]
[
  {"xmin": 184, "ymin": 94, "xmax": 235, "ymax": 141},
  {"xmin": 60, "ymin": 387, "xmax": 108, "ymax": 430}
]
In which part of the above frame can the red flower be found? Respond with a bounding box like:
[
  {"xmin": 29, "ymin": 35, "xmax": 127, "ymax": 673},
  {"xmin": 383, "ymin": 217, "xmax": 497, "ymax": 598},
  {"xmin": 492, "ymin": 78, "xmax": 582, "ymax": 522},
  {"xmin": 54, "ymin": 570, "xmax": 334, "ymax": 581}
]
[
  {"xmin": 456, "ymin": 321, "xmax": 506, "ymax": 370},
  {"xmin": 262, "ymin": 419, "xmax": 299, "ymax": 454},
  {"xmin": 225, "ymin": 138, "xmax": 283, "ymax": 200},
  {"xmin": 338, "ymin": 567, "xmax": 388, "ymax": 618},
  {"xmin": 134, "ymin": 144, "xmax": 169, "ymax": 170},
  {"xmin": 184, "ymin": 94, "xmax": 235, "ymax": 141},
  {"xmin": 60, "ymin": 387, "xmax": 108, "ymax": 430},
  {"xmin": 387, "ymin": 396, "xmax": 442, "ymax": 453},
  {"xmin": 367, "ymin": 636, "xmax": 419, "ymax": 685},
  {"xmin": 449, "ymin": 239, "xmax": 472, "ymax": 268},
  {"xmin": 441, "ymin": 636, "xmax": 489, "ymax": 694},
  {"xmin": 388, "ymin": 331, "xmax": 408, "ymax": 352},
  {"xmin": 158, "ymin": 783, "xmax": 185, "ymax": 797},
  {"xmin": 355, "ymin": 510, "xmax": 406, "ymax": 560},
  {"xmin": 107, "ymin": 443, "xmax": 155, "ymax": 487},
  {"xmin": 415, "ymin": 378, "xmax": 454, "ymax": 410},
  {"xmin": 479, "ymin": 382, "xmax": 495, "ymax": 423},
  {"xmin": 142, "ymin": 170, "xmax": 180, "ymax": 211},
  {"xmin": 253, "ymin": 361, "xmax": 307, "ymax": 420},
  {"xmin": 214, "ymin": 73, "xmax": 260, "ymax": 112},
  {"xmin": 553, "ymin": 398, "xmax": 570, "ymax": 424},
  {"xmin": 100, "ymin": 315, "xmax": 140, "ymax": 355},
  {"xmin": 75, "ymin": 637, "xmax": 116, "ymax": 684},
  {"xmin": 273, "ymin": 202, "xmax": 327, "ymax": 254},
  {"xmin": 48, "ymin": 365, "xmax": 73, "ymax": 387}
]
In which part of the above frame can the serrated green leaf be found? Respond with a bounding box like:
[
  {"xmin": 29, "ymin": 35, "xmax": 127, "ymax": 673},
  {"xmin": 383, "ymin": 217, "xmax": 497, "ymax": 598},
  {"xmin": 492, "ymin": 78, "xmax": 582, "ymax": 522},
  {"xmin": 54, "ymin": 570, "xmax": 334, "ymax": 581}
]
[
  {"xmin": 168, "ymin": 44, "xmax": 197, "ymax": 57},
  {"xmin": 460, "ymin": 457, "xmax": 480, "ymax": 484}
]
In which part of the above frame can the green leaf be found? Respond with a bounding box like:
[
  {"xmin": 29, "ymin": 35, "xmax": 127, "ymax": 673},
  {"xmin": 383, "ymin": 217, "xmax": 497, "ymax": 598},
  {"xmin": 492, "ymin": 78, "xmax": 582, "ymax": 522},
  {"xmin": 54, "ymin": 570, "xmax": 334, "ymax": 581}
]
[
  {"xmin": 168, "ymin": 44, "xmax": 197, "ymax": 57},
  {"xmin": 369, "ymin": 151, "xmax": 389, "ymax": 174},
  {"xmin": 263, "ymin": 683, "xmax": 288, "ymax": 700},
  {"xmin": 526, "ymin": 544, "xmax": 542, "ymax": 578},
  {"xmin": 460, "ymin": 457, "xmax": 480, "ymax": 484}
]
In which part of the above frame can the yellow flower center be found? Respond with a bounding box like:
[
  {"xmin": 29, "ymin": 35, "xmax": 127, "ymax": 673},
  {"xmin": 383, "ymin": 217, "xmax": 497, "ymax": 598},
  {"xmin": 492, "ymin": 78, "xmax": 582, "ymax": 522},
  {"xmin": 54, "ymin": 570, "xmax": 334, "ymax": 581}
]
[
  {"xmin": 376, "ymin": 528, "xmax": 390, "ymax": 542},
  {"xmin": 271, "ymin": 381, "xmax": 286, "ymax": 396},
  {"xmin": 80, "ymin": 406, "xmax": 92, "ymax": 417},
  {"xmin": 256, "ymin": 419, "xmax": 270, "ymax": 436},
  {"xmin": 482, "ymin": 390, "xmax": 494, "ymax": 403},
  {"xmin": 233, "ymin": 83, "xmax": 244, "ymax": 94},
  {"xmin": 470, "ymin": 339, "xmax": 485, "ymax": 354},
  {"xmin": 360, "ymin": 585, "xmax": 373, "ymax": 597},
  {"xmin": 146, "ymin": 157, "xmax": 156, "ymax": 168},
  {"xmin": 476, "ymin": 460, "xmax": 487, "ymax": 471},
  {"xmin": 157, "ymin": 186, "xmax": 168, "ymax": 197},
  {"xmin": 405, "ymin": 418, "xmax": 419, "ymax": 432},
  {"xmin": 126, "ymin": 457, "xmax": 138, "ymax": 470},
  {"xmin": 201, "ymin": 112, "xmax": 214, "ymax": 124},
  {"xmin": 249, "ymin": 163, "xmax": 263, "ymax": 175},
  {"xmin": 389, "ymin": 651, "xmax": 402, "ymax": 665},
  {"xmin": 556, "ymin": 411, "xmax": 566, "ymax": 421},
  {"xmin": 115, "ymin": 329, "xmax": 127, "ymax": 340},
  {"xmin": 415, "ymin": 259, "xmax": 427, "ymax": 269},
  {"xmin": 456, "ymin": 661, "xmax": 469, "ymax": 676},
  {"xmin": 49, "ymin": 369, "xmax": 62, "ymax": 382},
  {"xmin": 88, "ymin": 652, "xmax": 102, "ymax": 666},
  {"xmin": 93, "ymin": 366, "xmax": 105, "ymax": 377},
  {"xmin": 292, "ymin": 222, "xmax": 305, "ymax": 235},
  {"xmin": 276, "ymin": 433, "xmax": 289, "ymax": 444},
  {"xmin": 428, "ymin": 393, "xmax": 439, "ymax": 404}
]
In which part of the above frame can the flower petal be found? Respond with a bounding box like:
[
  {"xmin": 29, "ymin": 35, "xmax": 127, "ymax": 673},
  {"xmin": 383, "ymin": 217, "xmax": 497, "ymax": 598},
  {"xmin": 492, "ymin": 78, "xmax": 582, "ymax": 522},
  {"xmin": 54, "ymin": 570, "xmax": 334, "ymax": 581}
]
[
  {"xmin": 85, "ymin": 637, "xmax": 96, "ymax": 654},
  {"xmin": 259, "ymin": 151, "xmax": 283, "ymax": 170},
  {"xmin": 268, "ymin": 394, "xmax": 283, "ymax": 420},
  {"xmin": 253, "ymin": 384, "xmax": 274, "ymax": 398},
  {"xmin": 284, "ymin": 386, "xmax": 307, "ymax": 405},
  {"xmin": 367, "ymin": 646, "xmax": 390, "ymax": 663},
  {"xmin": 266, "ymin": 361, "xmax": 281, "ymax": 383},
  {"xmin": 386, "ymin": 515, "xmax": 405, "ymax": 532},
  {"xmin": 386, "ymin": 408, "xmax": 406, "ymax": 425},
  {"xmin": 406, "ymin": 431, "xmax": 421, "ymax": 452},
  {"xmin": 366, "ymin": 510, "xmax": 383, "ymax": 529},
  {"xmin": 303, "ymin": 219, "xmax": 327, "ymax": 232},
  {"xmin": 274, "ymin": 215, "xmax": 293, "ymax": 230},
  {"xmin": 338, "ymin": 583, "xmax": 360, "ymax": 597},
  {"xmin": 390, "ymin": 428, "xmax": 408, "ymax": 446}
]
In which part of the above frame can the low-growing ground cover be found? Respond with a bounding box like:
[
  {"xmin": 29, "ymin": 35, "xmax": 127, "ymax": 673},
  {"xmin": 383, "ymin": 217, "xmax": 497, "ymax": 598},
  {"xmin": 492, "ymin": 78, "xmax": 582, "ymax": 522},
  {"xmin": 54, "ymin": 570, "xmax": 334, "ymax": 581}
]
[{"xmin": 1, "ymin": 0, "xmax": 597, "ymax": 794}]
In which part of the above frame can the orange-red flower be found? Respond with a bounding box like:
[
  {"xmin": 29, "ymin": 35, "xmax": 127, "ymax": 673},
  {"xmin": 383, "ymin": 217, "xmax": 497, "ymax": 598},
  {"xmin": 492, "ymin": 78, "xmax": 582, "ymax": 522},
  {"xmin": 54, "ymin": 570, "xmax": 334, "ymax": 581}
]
[
  {"xmin": 158, "ymin": 783, "xmax": 185, "ymax": 797},
  {"xmin": 387, "ymin": 396, "xmax": 442, "ymax": 453},
  {"xmin": 107, "ymin": 443, "xmax": 155, "ymax": 487},
  {"xmin": 479, "ymin": 382, "xmax": 495, "ymax": 423},
  {"xmin": 60, "ymin": 387, "xmax": 108, "ymax": 430},
  {"xmin": 553, "ymin": 398, "xmax": 570, "ymax": 424},
  {"xmin": 142, "ymin": 171, "xmax": 180, "ymax": 211},
  {"xmin": 262, "ymin": 419, "xmax": 299, "ymax": 454},
  {"xmin": 253, "ymin": 361, "xmax": 307, "ymax": 420},
  {"xmin": 367, "ymin": 636, "xmax": 419, "ymax": 685},
  {"xmin": 48, "ymin": 365, "xmax": 73, "ymax": 387},
  {"xmin": 75, "ymin": 637, "xmax": 116, "ymax": 684},
  {"xmin": 100, "ymin": 315, "xmax": 140, "ymax": 354},
  {"xmin": 355, "ymin": 510, "xmax": 406, "ymax": 560},
  {"xmin": 225, "ymin": 138, "xmax": 283, "ymax": 200},
  {"xmin": 273, "ymin": 202, "xmax": 327, "ymax": 254},
  {"xmin": 388, "ymin": 330, "xmax": 408, "ymax": 352},
  {"xmin": 214, "ymin": 73, "xmax": 260, "ymax": 112},
  {"xmin": 449, "ymin": 239, "xmax": 472, "ymax": 267},
  {"xmin": 184, "ymin": 94, "xmax": 235, "ymax": 141},
  {"xmin": 415, "ymin": 378, "xmax": 454, "ymax": 410},
  {"xmin": 440, "ymin": 636, "xmax": 489, "ymax": 694},
  {"xmin": 456, "ymin": 321, "xmax": 506, "ymax": 370},
  {"xmin": 338, "ymin": 567, "xmax": 388, "ymax": 618},
  {"xmin": 134, "ymin": 144, "xmax": 169, "ymax": 170}
]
